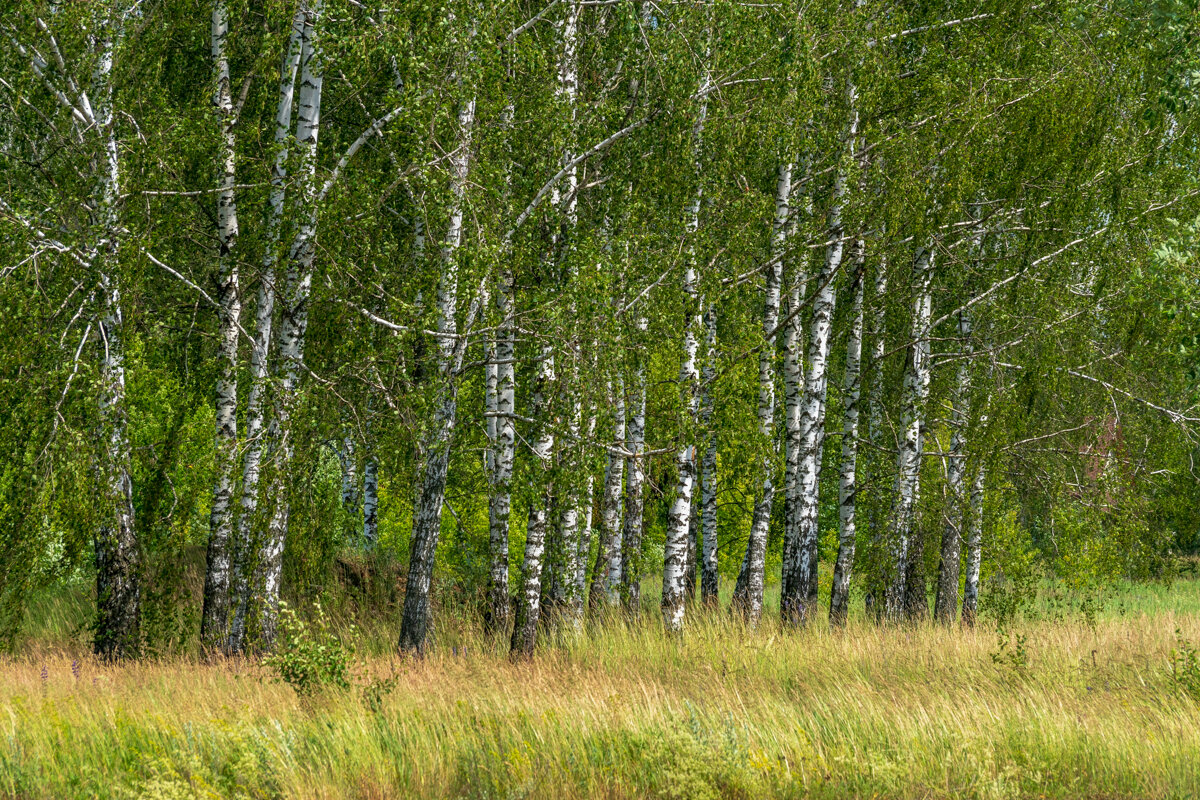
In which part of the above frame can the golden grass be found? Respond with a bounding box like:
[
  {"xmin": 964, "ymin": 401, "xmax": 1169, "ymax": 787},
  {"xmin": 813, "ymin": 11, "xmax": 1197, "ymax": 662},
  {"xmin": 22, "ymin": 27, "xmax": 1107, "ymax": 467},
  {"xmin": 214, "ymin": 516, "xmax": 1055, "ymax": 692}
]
[{"xmin": 3, "ymin": 598, "xmax": 1200, "ymax": 799}]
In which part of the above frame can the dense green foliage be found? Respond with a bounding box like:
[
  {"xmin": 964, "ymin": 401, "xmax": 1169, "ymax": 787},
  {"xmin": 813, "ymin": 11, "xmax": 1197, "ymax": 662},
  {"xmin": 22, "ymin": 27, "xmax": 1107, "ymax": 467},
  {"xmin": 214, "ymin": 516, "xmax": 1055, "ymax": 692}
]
[{"xmin": 1, "ymin": 0, "xmax": 1199, "ymax": 654}]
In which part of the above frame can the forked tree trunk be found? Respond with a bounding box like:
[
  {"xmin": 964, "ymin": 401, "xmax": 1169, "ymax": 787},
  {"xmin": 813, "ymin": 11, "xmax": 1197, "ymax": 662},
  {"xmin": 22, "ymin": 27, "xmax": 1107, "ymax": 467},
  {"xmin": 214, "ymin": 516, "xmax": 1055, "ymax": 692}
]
[
  {"xmin": 259, "ymin": 4, "xmax": 324, "ymax": 647},
  {"xmin": 227, "ymin": 3, "xmax": 305, "ymax": 654}
]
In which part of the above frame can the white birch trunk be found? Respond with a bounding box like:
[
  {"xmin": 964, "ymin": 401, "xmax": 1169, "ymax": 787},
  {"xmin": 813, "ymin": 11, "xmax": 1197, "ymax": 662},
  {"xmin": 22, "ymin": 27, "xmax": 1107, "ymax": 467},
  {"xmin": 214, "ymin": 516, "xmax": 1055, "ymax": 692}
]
[
  {"xmin": 511, "ymin": 350, "xmax": 555, "ymax": 655},
  {"xmin": 201, "ymin": 0, "xmax": 243, "ymax": 651},
  {"xmin": 961, "ymin": 461, "xmax": 985, "ymax": 626},
  {"xmin": 227, "ymin": 4, "xmax": 304, "ymax": 654},
  {"xmin": 90, "ymin": 7, "xmax": 139, "ymax": 661},
  {"xmin": 362, "ymin": 456, "xmax": 378, "ymax": 547},
  {"xmin": 863, "ymin": 252, "xmax": 889, "ymax": 619},
  {"xmin": 829, "ymin": 245, "xmax": 865, "ymax": 625},
  {"xmin": 934, "ymin": 310, "xmax": 973, "ymax": 624},
  {"xmin": 485, "ymin": 263, "xmax": 516, "ymax": 634},
  {"xmin": 885, "ymin": 246, "xmax": 934, "ymax": 621},
  {"xmin": 511, "ymin": 0, "xmax": 580, "ymax": 653},
  {"xmin": 598, "ymin": 379, "xmax": 626, "ymax": 604},
  {"xmin": 259, "ymin": 3, "xmax": 324, "ymax": 647},
  {"xmin": 783, "ymin": 81, "xmax": 858, "ymax": 623},
  {"xmin": 780, "ymin": 243, "xmax": 808, "ymax": 609},
  {"xmin": 732, "ymin": 161, "xmax": 791, "ymax": 624},
  {"xmin": 661, "ymin": 66, "xmax": 710, "ymax": 632},
  {"xmin": 620, "ymin": 331, "xmax": 648, "ymax": 613},
  {"xmin": 398, "ymin": 91, "xmax": 476, "ymax": 654},
  {"xmin": 699, "ymin": 305, "xmax": 719, "ymax": 607}
]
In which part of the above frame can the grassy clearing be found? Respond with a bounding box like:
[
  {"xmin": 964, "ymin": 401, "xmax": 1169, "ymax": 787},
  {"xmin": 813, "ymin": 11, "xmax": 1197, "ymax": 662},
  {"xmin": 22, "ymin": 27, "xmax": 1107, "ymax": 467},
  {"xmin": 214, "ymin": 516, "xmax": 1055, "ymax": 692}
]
[{"xmin": 3, "ymin": 578, "xmax": 1200, "ymax": 799}]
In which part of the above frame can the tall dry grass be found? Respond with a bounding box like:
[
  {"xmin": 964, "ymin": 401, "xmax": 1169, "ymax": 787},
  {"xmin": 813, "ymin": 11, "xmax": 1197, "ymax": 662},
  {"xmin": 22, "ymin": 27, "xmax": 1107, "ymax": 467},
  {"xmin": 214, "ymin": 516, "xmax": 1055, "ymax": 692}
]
[{"xmin": 3, "ymin": 584, "xmax": 1200, "ymax": 799}]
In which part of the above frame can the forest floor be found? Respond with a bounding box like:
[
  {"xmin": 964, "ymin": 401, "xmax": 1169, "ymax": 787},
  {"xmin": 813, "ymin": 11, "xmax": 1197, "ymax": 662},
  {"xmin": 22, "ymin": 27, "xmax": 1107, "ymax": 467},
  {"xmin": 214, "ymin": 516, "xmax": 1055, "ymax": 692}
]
[{"xmin": 4, "ymin": 575, "xmax": 1200, "ymax": 799}]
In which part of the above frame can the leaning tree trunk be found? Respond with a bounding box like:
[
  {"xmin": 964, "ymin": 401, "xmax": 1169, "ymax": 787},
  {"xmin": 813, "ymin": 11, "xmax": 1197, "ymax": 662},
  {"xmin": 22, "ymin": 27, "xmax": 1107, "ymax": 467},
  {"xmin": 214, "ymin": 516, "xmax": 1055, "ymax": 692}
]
[
  {"xmin": 227, "ymin": 4, "xmax": 305, "ymax": 654},
  {"xmin": 699, "ymin": 305, "xmax": 720, "ymax": 607},
  {"xmin": 398, "ymin": 92, "xmax": 476, "ymax": 654},
  {"xmin": 732, "ymin": 161, "xmax": 791, "ymax": 624},
  {"xmin": 661, "ymin": 65, "xmax": 710, "ymax": 633},
  {"xmin": 258, "ymin": 6, "xmax": 324, "ymax": 648},
  {"xmin": 200, "ymin": 0, "xmax": 244, "ymax": 652},
  {"xmin": 934, "ymin": 310, "xmax": 973, "ymax": 624},
  {"xmin": 885, "ymin": 246, "xmax": 934, "ymax": 622},
  {"xmin": 961, "ymin": 461, "xmax": 985, "ymax": 626},
  {"xmin": 91, "ymin": 9, "xmax": 140, "ymax": 661},
  {"xmin": 829, "ymin": 244, "xmax": 865, "ymax": 626}
]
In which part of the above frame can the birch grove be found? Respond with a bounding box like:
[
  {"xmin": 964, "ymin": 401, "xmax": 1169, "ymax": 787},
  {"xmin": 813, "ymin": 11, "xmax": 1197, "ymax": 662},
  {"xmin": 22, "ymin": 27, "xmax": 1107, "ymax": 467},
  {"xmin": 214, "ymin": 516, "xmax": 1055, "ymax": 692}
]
[{"xmin": 3, "ymin": 0, "xmax": 1199, "ymax": 658}]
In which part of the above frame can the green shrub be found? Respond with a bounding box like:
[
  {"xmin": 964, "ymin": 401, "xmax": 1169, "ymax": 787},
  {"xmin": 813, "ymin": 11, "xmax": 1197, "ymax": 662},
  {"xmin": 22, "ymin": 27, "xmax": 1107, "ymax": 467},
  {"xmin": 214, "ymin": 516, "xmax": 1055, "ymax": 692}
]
[{"xmin": 264, "ymin": 601, "xmax": 355, "ymax": 696}]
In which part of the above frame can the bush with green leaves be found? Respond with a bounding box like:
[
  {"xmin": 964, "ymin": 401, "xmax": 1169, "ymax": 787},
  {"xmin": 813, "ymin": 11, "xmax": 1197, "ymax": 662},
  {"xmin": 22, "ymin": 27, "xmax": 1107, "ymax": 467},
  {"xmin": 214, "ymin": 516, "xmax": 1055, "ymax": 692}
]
[{"xmin": 264, "ymin": 601, "xmax": 355, "ymax": 696}]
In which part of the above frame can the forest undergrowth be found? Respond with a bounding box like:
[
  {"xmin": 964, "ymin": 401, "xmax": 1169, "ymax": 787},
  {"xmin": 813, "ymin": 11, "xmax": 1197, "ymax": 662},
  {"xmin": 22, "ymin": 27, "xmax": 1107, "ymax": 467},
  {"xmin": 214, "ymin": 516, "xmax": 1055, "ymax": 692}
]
[{"xmin": 3, "ymin": 574, "xmax": 1200, "ymax": 800}]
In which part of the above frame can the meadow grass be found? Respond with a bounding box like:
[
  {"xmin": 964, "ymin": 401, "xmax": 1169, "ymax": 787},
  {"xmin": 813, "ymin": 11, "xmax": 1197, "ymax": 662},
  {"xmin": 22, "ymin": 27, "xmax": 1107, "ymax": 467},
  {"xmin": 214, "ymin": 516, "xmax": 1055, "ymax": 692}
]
[{"xmin": 3, "ymin": 577, "xmax": 1200, "ymax": 799}]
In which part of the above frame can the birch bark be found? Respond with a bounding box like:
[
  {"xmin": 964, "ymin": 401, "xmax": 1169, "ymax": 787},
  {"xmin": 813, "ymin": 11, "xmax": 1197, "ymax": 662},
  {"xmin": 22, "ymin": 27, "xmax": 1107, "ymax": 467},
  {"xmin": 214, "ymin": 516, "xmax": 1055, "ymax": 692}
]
[
  {"xmin": 699, "ymin": 305, "xmax": 719, "ymax": 607},
  {"xmin": 227, "ymin": 3, "xmax": 305, "ymax": 654},
  {"xmin": 201, "ymin": 0, "xmax": 243, "ymax": 651},
  {"xmin": 961, "ymin": 461, "xmax": 985, "ymax": 626},
  {"xmin": 829, "ymin": 244, "xmax": 865, "ymax": 625},
  {"xmin": 511, "ymin": 0, "xmax": 580, "ymax": 653},
  {"xmin": 863, "ymin": 253, "xmax": 889, "ymax": 619},
  {"xmin": 733, "ymin": 161, "xmax": 791, "ymax": 624},
  {"xmin": 89, "ymin": 5, "xmax": 139, "ymax": 661},
  {"xmin": 594, "ymin": 379, "xmax": 626, "ymax": 606},
  {"xmin": 661, "ymin": 66, "xmax": 710, "ymax": 632},
  {"xmin": 934, "ymin": 310, "xmax": 973, "ymax": 624},
  {"xmin": 258, "ymin": 3, "xmax": 324, "ymax": 647},
  {"xmin": 885, "ymin": 246, "xmax": 934, "ymax": 621},
  {"xmin": 398, "ymin": 91, "xmax": 476, "ymax": 654},
  {"xmin": 485, "ymin": 261, "xmax": 516, "ymax": 634},
  {"xmin": 620, "ymin": 334, "xmax": 648, "ymax": 613}
]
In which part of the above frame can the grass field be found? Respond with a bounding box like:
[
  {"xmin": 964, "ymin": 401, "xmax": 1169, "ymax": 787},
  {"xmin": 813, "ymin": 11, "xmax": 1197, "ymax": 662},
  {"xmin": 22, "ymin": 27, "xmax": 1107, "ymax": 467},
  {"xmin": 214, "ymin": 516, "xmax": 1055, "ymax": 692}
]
[{"xmin": 3, "ymin": 577, "xmax": 1200, "ymax": 799}]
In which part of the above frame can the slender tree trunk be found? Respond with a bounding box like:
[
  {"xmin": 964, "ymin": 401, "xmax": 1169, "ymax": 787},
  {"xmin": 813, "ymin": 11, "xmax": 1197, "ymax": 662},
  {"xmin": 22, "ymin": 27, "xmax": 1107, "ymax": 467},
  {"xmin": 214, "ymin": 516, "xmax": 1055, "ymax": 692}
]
[
  {"xmin": 661, "ymin": 68, "xmax": 709, "ymax": 632},
  {"xmin": 227, "ymin": 4, "xmax": 305, "ymax": 654},
  {"xmin": 620, "ymin": 344, "xmax": 647, "ymax": 613},
  {"xmin": 200, "ymin": 0, "xmax": 242, "ymax": 652},
  {"xmin": 593, "ymin": 379, "xmax": 626, "ymax": 607},
  {"xmin": 885, "ymin": 246, "xmax": 934, "ymax": 621},
  {"xmin": 511, "ymin": 352, "xmax": 556, "ymax": 656},
  {"xmin": 934, "ymin": 310, "xmax": 973, "ymax": 624},
  {"xmin": 362, "ymin": 455, "xmax": 378, "ymax": 547},
  {"xmin": 699, "ymin": 305, "xmax": 719, "ymax": 607},
  {"xmin": 862, "ymin": 253, "xmax": 889, "ymax": 620},
  {"xmin": 259, "ymin": 5, "xmax": 324, "ymax": 647},
  {"xmin": 398, "ymin": 91, "xmax": 476, "ymax": 654},
  {"xmin": 733, "ymin": 161, "xmax": 790, "ymax": 624},
  {"xmin": 485, "ymin": 263, "xmax": 516, "ymax": 635},
  {"xmin": 961, "ymin": 462, "xmax": 985, "ymax": 626},
  {"xmin": 782, "ymin": 193, "xmax": 846, "ymax": 621},
  {"xmin": 339, "ymin": 434, "xmax": 359, "ymax": 513},
  {"xmin": 829, "ymin": 244, "xmax": 865, "ymax": 626},
  {"xmin": 91, "ymin": 8, "xmax": 139, "ymax": 661},
  {"xmin": 685, "ymin": 494, "xmax": 699, "ymax": 604},
  {"xmin": 780, "ymin": 244, "xmax": 808, "ymax": 610}
]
